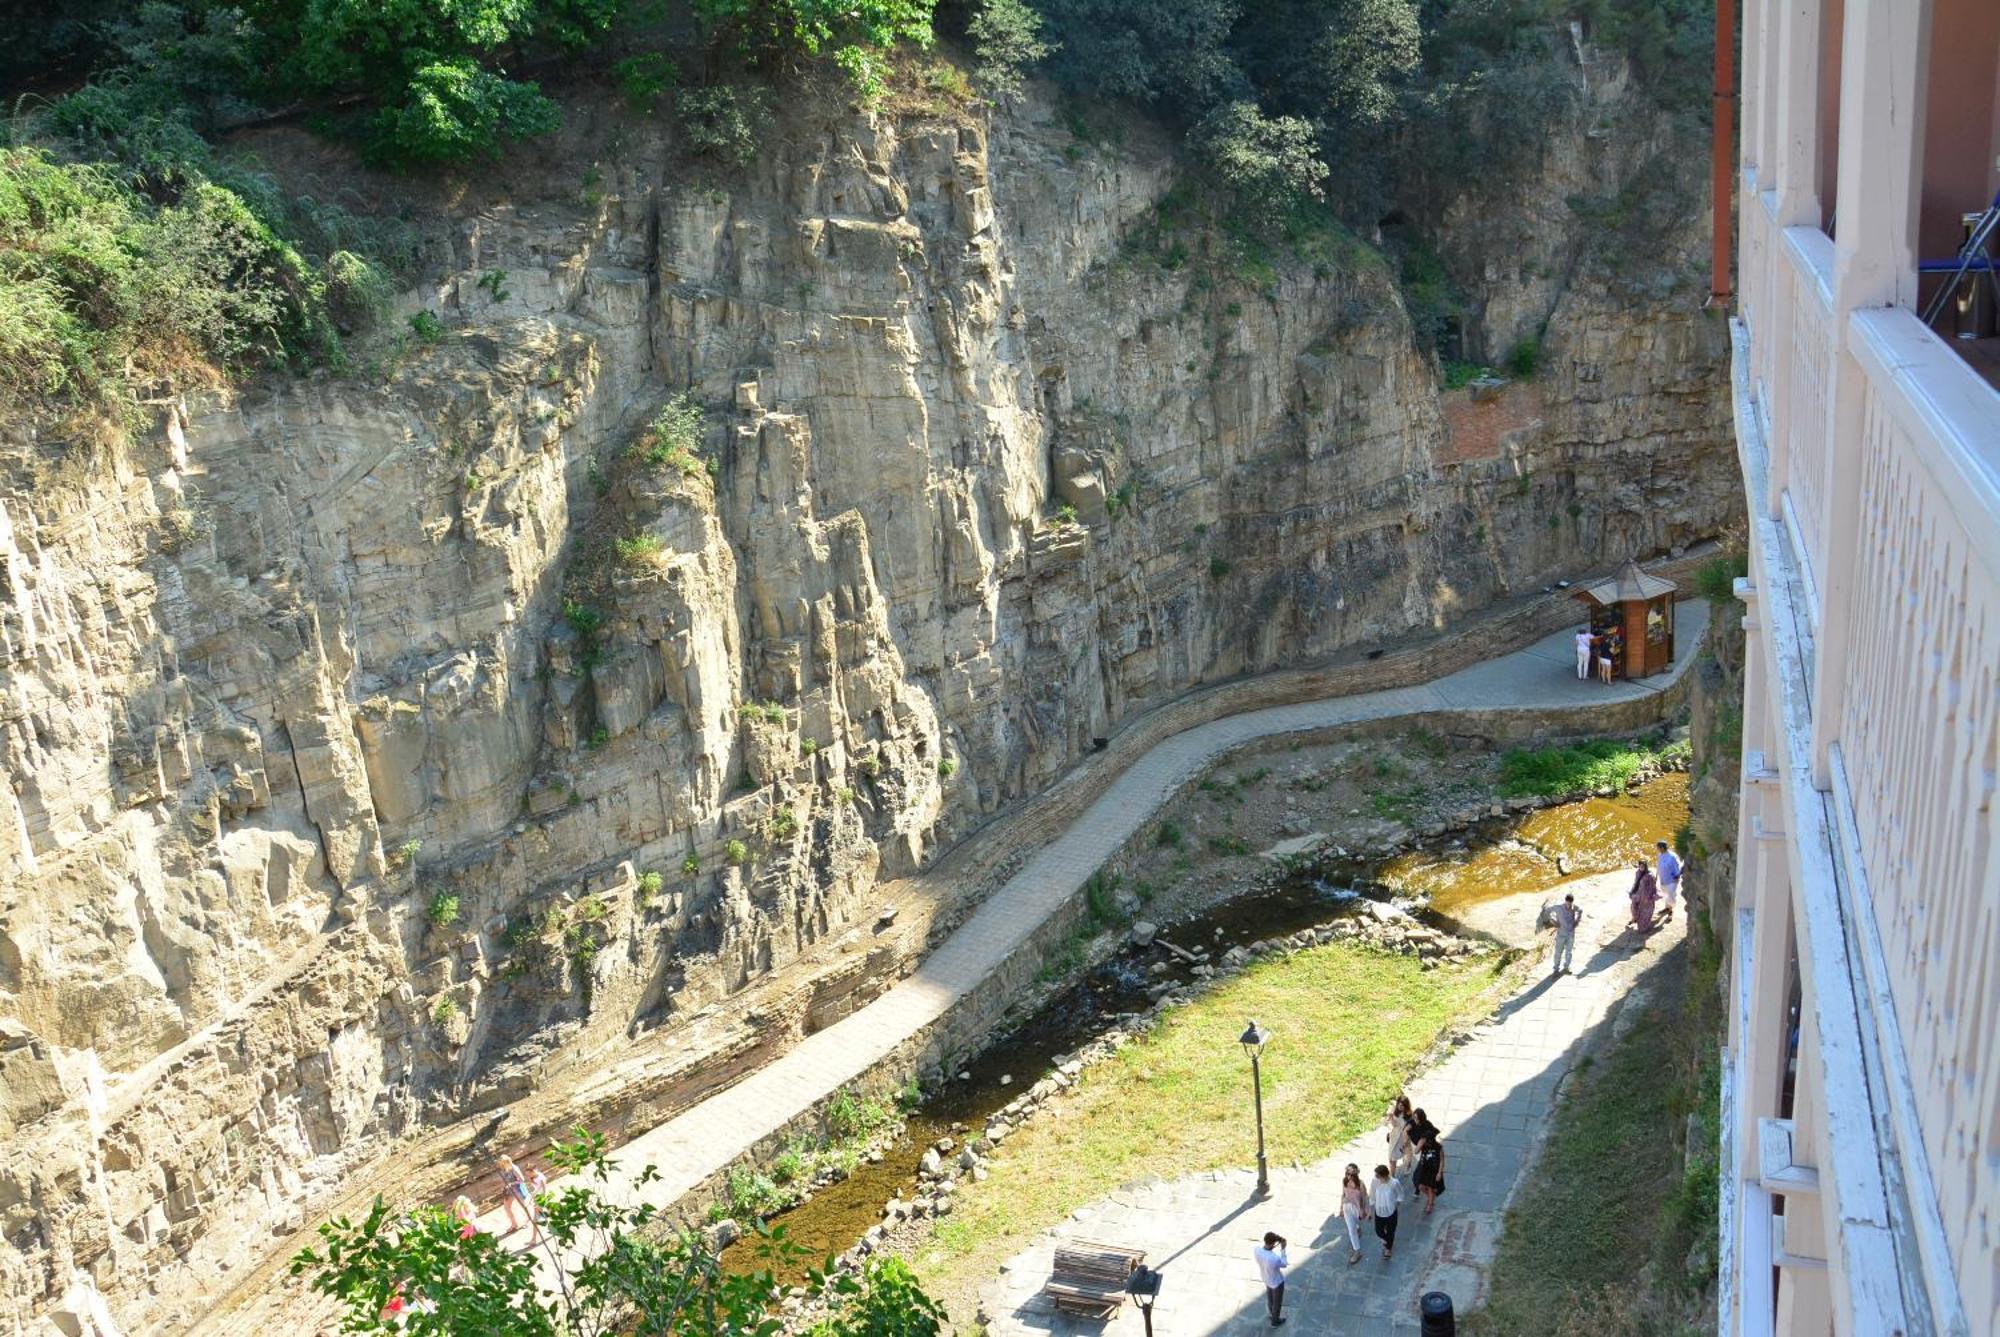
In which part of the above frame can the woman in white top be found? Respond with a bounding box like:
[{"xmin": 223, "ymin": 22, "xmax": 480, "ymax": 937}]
[
  {"xmin": 1338, "ymin": 1163, "xmax": 1371, "ymax": 1264},
  {"xmin": 1383, "ymin": 1095, "xmax": 1414, "ymax": 1176},
  {"xmin": 1369, "ymin": 1164, "xmax": 1404, "ymax": 1259}
]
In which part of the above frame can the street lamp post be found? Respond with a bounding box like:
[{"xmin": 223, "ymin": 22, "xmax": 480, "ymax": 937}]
[
  {"xmin": 1239, "ymin": 1020, "xmax": 1271, "ymax": 1198},
  {"xmin": 1126, "ymin": 1265, "xmax": 1162, "ymax": 1337}
]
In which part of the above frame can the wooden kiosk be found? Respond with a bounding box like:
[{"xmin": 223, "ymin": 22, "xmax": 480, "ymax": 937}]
[{"xmin": 1574, "ymin": 559, "xmax": 1677, "ymax": 679}]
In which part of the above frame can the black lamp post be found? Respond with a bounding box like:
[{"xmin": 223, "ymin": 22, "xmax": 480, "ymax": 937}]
[
  {"xmin": 1126, "ymin": 1265, "xmax": 1162, "ymax": 1336},
  {"xmin": 1239, "ymin": 1020, "xmax": 1271, "ymax": 1197}
]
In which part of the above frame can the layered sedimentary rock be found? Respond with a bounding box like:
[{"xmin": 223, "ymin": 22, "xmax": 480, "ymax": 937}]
[{"xmin": 0, "ymin": 67, "xmax": 1734, "ymax": 1332}]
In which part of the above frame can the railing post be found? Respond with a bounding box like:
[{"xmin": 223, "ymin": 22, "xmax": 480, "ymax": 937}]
[
  {"xmin": 1770, "ymin": 0, "xmax": 1823, "ymax": 229},
  {"xmin": 1810, "ymin": 0, "xmax": 1932, "ymax": 785}
]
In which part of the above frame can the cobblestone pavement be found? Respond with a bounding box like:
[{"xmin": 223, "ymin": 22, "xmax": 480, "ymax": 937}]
[
  {"xmin": 978, "ymin": 873, "xmax": 1687, "ymax": 1335},
  {"xmin": 483, "ymin": 604, "xmax": 1710, "ymax": 1276}
]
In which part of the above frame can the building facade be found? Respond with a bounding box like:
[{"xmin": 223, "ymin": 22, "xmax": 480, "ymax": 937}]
[{"xmin": 1723, "ymin": 1, "xmax": 1998, "ymax": 1334}]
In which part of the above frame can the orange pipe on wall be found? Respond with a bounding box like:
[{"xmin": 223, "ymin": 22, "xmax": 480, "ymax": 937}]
[{"xmin": 1712, "ymin": 0, "xmax": 1737, "ymax": 302}]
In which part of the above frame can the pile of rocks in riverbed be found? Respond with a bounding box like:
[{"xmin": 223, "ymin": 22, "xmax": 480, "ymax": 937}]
[{"xmin": 1132, "ymin": 903, "xmax": 1484, "ymax": 1005}]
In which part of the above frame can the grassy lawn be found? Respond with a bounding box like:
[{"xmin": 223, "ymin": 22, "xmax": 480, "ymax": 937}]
[
  {"xmin": 914, "ymin": 942, "xmax": 1511, "ymax": 1318},
  {"xmin": 1496, "ymin": 736, "xmax": 1690, "ymax": 798},
  {"xmin": 1473, "ymin": 946, "xmax": 1718, "ymax": 1336}
]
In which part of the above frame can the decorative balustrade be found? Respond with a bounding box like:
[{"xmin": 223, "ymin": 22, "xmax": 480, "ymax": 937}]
[
  {"xmin": 1837, "ymin": 307, "xmax": 2000, "ymax": 1327},
  {"xmin": 1779, "ymin": 228, "xmax": 1835, "ymax": 591}
]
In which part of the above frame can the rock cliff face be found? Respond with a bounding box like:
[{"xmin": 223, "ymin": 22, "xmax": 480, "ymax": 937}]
[{"xmin": 0, "ymin": 67, "xmax": 1735, "ymax": 1331}]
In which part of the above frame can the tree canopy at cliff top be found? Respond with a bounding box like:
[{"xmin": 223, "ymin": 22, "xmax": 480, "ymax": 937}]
[{"xmin": 0, "ymin": 0, "xmax": 1710, "ymax": 428}]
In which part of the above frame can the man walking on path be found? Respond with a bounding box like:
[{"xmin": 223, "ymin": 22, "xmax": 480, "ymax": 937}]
[
  {"xmin": 1550, "ymin": 893, "xmax": 1583, "ymax": 975},
  {"xmin": 1370, "ymin": 1165, "xmax": 1404, "ymax": 1259},
  {"xmin": 1575, "ymin": 627, "xmax": 1594, "ymax": 679},
  {"xmin": 1655, "ymin": 840, "xmax": 1684, "ymax": 923},
  {"xmin": 1253, "ymin": 1231, "xmax": 1289, "ymax": 1326}
]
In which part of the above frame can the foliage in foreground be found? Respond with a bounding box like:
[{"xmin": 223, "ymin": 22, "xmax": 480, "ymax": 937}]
[
  {"xmin": 292, "ymin": 1128, "xmax": 944, "ymax": 1336},
  {"xmin": 1496, "ymin": 735, "xmax": 1688, "ymax": 799}
]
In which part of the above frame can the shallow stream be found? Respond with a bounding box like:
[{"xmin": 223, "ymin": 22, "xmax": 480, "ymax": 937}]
[{"xmin": 720, "ymin": 773, "xmax": 1688, "ymax": 1283}]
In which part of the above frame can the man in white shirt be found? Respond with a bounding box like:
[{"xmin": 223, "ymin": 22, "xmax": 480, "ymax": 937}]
[
  {"xmin": 1252, "ymin": 1231, "xmax": 1289, "ymax": 1326},
  {"xmin": 1575, "ymin": 627, "xmax": 1594, "ymax": 679},
  {"xmin": 1550, "ymin": 893, "xmax": 1583, "ymax": 975},
  {"xmin": 1369, "ymin": 1164, "xmax": 1404, "ymax": 1258},
  {"xmin": 1655, "ymin": 840, "xmax": 1684, "ymax": 923}
]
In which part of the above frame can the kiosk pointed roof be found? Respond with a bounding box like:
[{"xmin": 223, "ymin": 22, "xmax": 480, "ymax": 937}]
[{"xmin": 1581, "ymin": 558, "xmax": 1676, "ymax": 605}]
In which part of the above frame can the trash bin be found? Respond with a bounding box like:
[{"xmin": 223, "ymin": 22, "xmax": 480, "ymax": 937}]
[{"xmin": 1419, "ymin": 1290, "xmax": 1456, "ymax": 1336}]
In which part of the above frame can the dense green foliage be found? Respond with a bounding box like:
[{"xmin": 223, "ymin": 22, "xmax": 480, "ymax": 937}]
[
  {"xmin": 1497, "ymin": 734, "xmax": 1689, "ymax": 799},
  {"xmin": 293, "ymin": 1128, "xmax": 947, "ymax": 1335},
  {"xmin": 967, "ymin": 0, "xmax": 1053, "ymax": 99},
  {"xmin": 695, "ymin": 0, "xmax": 937, "ymax": 99},
  {"xmin": 807, "ymin": 1258, "xmax": 946, "ymax": 1335},
  {"xmin": 0, "ymin": 145, "xmax": 350, "ymax": 418}
]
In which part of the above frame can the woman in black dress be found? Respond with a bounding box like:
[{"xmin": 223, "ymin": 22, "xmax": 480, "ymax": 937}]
[{"xmin": 1413, "ymin": 1129, "xmax": 1447, "ymax": 1215}]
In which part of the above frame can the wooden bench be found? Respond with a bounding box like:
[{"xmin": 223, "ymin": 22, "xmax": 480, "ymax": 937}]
[{"xmin": 1043, "ymin": 1238, "xmax": 1146, "ymax": 1318}]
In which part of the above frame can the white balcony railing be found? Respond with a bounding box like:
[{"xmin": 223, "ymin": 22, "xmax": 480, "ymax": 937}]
[
  {"xmin": 1780, "ymin": 229, "xmax": 1835, "ymax": 593},
  {"xmin": 1834, "ymin": 306, "xmax": 2000, "ymax": 1327}
]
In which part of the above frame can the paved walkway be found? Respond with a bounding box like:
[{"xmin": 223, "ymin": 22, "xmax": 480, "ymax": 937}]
[
  {"xmin": 482, "ymin": 604, "xmax": 1710, "ymax": 1267},
  {"xmin": 979, "ymin": 873, "xmax": 1688, "ymax": 1335}
]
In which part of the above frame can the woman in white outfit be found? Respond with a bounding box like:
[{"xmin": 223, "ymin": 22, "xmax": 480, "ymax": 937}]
[
  {"xmin": 1575, "ymin": 627, "xmax": 1595, "ymax": 679},
  {"xmin": 1384, "ymin": 1094, "xmax": 1414, "ymax": 1176}
]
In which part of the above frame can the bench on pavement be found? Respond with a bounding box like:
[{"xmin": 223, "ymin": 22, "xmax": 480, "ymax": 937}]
[{"xmin": 1043, "ymin": 1238, "xmax": 1145, "ymax": 1318}]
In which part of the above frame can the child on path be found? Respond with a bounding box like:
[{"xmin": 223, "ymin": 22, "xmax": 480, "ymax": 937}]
[
  {"xmin": 1339, "ymin": 1163, "xmax": 1370, "ymax": 1265},
  {"xmin": 1252, "ymin": 1231, "xmax": 1289, "ymax": 1327},
  {"xmin": 450, "ymin": 1195, "xmax": 479, "ymax": 1239},
  {"xmin": 1370, "ymin": 1164, "xmax": 1403, "ymax": 1259}
]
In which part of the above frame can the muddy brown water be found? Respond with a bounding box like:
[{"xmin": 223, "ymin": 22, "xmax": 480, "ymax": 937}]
[
  {"xmin": 1379, "ymin": 772, "xmax": 1688, "ymax": 915},
  {"xmin": 719, "ymin": 774, "xmax": 1689, "ymax": 1285}
]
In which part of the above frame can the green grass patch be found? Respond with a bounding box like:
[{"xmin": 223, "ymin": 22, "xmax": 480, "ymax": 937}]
[
  {"xmin": 916, "ymin": 942, "xmax": 1503, "ymax": 1310},
  {"xmin": 1694, "ymin": 550, "xmax": 1748, "ymax": 604},
  {"xmin": 1496, "ymin": 736, "xmax": 1684, "ymax": 799},
  {"xmin": 1479, "ymin": 943, "xmax": 1717, "ymax": 1335}
]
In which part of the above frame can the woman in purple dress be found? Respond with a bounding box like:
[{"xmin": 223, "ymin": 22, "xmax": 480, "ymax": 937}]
[{"xmin": 1629, "ymin": 860, "xmax": 1661, "ymax": 932}]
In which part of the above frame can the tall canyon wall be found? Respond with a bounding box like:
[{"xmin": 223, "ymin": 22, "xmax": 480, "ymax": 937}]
[{"xmin": 1, "ymin": 60, "xmax": 1734, "ymax": 1332}]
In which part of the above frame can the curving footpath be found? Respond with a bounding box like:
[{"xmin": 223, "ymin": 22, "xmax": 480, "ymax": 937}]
[{"xmin": 472, "ymin": 602, "xmax": 1709, "ymax": 1279}]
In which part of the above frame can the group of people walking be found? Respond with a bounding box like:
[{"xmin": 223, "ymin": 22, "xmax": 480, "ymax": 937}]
[
  {"xmin": 1626, "ymin": 840, "xmax": 1683, "ymax": 935},
  {"xmin": 1250, "ymin": 1095, "xmax": 1448, "ymax": 1327},
  {"xmin": 1545, "ymin": 838, "xmax": 1685, "ymax": 975},
  {"xmin": 1574, "ymin": 625, "xmax": 1624, "ymax": 685}
]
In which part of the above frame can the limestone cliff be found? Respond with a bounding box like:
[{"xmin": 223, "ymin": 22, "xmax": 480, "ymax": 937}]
[{"xmin": 0, "ymin": 65, "xmax": 1735, "ymax": 1332}]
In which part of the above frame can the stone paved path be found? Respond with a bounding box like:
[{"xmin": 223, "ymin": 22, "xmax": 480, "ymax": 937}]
[
  {"xmin": 979, "ymin": 872, "xmax": 1687, "ymax": 1335},
  {"xmin": 482, "ymin": 604, "xmax": 1710, "ymax": 1265}
]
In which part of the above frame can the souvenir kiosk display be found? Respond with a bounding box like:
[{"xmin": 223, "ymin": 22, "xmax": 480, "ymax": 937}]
[{"xmin": 1573, "ymin": 559, "xmax": 1677, "ymax": 680}]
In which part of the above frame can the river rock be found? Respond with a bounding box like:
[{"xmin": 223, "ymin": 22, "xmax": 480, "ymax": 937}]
[
  {"xmin": 1131, "ymin": 921, "xmax": 1159, "ymax": 947},
  {"xmin": 958, "ymin": 1147, "xmax": 979, "ymax": 1170},
  {"xmin": 705, "ymin": 1219, "xmax": 742, "ymax": 1250},
  {"xmin": 919, "ymin": 1149, "xmax": 943, "ymax": 1176}
]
